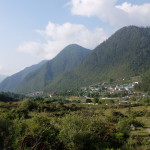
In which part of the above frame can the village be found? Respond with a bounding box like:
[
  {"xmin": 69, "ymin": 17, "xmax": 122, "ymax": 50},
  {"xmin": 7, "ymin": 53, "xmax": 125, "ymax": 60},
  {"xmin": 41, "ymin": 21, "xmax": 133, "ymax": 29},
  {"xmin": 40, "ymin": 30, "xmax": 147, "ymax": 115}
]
[
  {"xmin": 26, "ymin": 81, "xmax": 142, "ymax": 101},
  {"xmin": 79, "ymin": 82, "xmax": 139, "ymax": 98}
]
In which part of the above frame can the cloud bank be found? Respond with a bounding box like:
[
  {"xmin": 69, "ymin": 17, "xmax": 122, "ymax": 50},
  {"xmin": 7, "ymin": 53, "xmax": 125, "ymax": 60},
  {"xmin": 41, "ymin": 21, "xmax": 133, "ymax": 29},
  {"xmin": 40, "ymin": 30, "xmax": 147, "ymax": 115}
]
[
  {"xmin": 18, "ymin": 22, "xmax": 108, "ymax": 59},
  {"xmin": 70, "ymin": 0, "xmax": 150, "ymax": 27},
  {"xmin": 18, "ymin": 0, "xmax": 150, "ymax": 60}
]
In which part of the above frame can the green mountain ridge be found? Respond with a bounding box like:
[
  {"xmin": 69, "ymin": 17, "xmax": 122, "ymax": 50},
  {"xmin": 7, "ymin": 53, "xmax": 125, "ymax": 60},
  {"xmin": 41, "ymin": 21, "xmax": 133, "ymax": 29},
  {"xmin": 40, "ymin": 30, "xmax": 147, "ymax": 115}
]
[
  {"xmin": 15, "ymin": 44, "xmax": 91, "ymax": 94},
  {"xmin": 1, "ymin": 26, "xmax": 150, "ymax": 94},
  {"xmin": 0, "ymin": 60, "xmax": 48, "ymax": 92},
  {"xmin": 45, "ymin": 26, "xmax": 150, "ymax": 91}
]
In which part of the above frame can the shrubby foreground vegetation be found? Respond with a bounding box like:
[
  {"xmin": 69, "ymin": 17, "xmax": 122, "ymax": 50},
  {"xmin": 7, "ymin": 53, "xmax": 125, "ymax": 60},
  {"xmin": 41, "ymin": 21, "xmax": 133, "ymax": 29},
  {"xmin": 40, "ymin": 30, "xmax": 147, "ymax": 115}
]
[{"xmin": 0, "ymin": 96, "xmax": 150, "ymax": 150}]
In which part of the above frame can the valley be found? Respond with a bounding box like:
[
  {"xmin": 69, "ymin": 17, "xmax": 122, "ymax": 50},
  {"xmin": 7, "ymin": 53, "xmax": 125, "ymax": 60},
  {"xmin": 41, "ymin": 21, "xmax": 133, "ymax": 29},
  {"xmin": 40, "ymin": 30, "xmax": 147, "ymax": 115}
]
[{"xmin": 0, "ymin": 26, "xmax": 150, "ymax": 150}]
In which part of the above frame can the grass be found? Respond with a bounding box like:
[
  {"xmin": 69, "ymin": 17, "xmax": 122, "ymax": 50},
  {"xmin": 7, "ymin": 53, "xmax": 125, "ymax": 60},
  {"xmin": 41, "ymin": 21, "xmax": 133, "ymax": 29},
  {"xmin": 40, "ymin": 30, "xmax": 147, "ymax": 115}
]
[{"xmin": 0, "ymin": 98, "xmax": 150, "ymax": 149}]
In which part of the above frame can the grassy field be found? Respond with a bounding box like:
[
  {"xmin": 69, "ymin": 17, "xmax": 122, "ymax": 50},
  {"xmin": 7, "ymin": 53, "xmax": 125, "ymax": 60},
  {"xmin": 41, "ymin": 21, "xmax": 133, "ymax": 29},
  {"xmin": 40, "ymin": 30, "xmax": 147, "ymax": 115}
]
[{"xmin": 0, "ymin": 98, "xmax": 150, "ymax": 150}]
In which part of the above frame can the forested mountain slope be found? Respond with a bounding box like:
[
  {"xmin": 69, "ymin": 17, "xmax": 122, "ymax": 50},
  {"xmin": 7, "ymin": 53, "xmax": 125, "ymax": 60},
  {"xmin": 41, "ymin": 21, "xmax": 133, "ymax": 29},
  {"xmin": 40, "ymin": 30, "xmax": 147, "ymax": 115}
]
[
  {"xmin": 0, "ymin": 60, "xmax": 47, "ymax": 92},
  {"xmin": 16, "ymin": 44, "xmax": 91, "ymax": 93},
  {"xmin": 45, "ymin": 26, "xmax": 150, "ymax": 91}
]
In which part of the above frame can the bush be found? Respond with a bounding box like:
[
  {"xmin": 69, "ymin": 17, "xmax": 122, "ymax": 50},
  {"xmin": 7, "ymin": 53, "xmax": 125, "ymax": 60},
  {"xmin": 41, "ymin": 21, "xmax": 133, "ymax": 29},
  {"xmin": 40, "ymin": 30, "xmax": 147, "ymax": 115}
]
[
  {"xmin": 0, "ymin": 119, "xmax": 13, "ymax": 149},
  {"xmin": 20, "ymin": 99, "xmax": 38, "ymax": 111},
  {"xmin": 59, "ymin": 114, "xmax": 94, "ymax": 150},
  {"xmin": 93, "ymin": 97, "xmax": 99, "ymax": 103},
  {"xmin": 10, "ymin": 119, "xmax": 27, "ymax": 149},
  {"xmin": 10, "ymin": 116, "xmax": 62, "ymax": 150},
  {"xmin": 130, "ymin": 110, "xmax": 148, "ymax": 117},
  {"xmin": 59, "ymin": 114, "xmax": 129, "ymax": 150},
  {"xmin": 86, "ymin": 99, "xmax": 92, "ymax": 103},
  {"xmin": 117, "ymin": 118, "xmax": 131, "ymax": 134},
  {"xmin": 117, "ymin": 117, "xmax": 144, "ymax": 133}
]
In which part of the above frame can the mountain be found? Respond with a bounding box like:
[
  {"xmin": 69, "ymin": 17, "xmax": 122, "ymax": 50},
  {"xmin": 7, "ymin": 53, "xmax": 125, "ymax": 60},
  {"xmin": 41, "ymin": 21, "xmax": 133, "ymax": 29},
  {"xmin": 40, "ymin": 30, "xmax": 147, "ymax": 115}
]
[
  {"xmin": 45, "ymin": 26, "xmax": 150, "ymax": 91},
  {"xmin": 135, "ymin": 70, "xmax": 150, "ymax": 92},
  {"xmin": 0, "ymin": 75, "xmax": 7, "ymax": 83},
  {"xmin": 1, "ymin": 26, "xmax": 150, "ymax": 94},
  {"xmin": 15, "ymin": 44, "xmax": 91, "ymax": 94},
  {"xmin": 0, "ymin": 60, "xmax": 48, "ymax": 92}
]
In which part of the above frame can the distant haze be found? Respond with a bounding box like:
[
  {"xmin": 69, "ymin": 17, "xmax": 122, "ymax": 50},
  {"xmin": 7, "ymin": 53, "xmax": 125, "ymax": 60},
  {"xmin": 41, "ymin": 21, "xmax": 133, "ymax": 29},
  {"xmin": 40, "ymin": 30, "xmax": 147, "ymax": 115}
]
[{"xmin": 0, "ymin": 75, "xmax": 7, "ymax": 83}]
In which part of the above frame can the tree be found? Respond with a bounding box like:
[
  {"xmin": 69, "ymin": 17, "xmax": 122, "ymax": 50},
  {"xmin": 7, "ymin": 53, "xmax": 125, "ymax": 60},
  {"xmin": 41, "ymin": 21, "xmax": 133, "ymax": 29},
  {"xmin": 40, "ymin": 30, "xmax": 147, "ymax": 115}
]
[
  {"xmin": 93, "ymin": 97, "xmax": 99, "ymax": 103},
  {"xmin": 86, "ymin": 99, "xmax": 92, "ymax": 103}
]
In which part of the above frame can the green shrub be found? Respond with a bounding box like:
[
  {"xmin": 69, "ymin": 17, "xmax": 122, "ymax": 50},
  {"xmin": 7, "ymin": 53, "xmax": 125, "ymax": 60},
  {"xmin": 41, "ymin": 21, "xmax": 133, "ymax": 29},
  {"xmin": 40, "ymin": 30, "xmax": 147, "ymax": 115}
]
[
  {"xmin": 117, "ymin": 118, "xmax": 131, "ymax": 134},
  {"xmin": 20, "ymin": 99, "xmax": 38, "ymax": 111},
  {"xmin": 59, "ymin": 114, "xmax": 129, "ymax": 150},
  {"xmin": 86, "ymin": 99, "xmax": 92, "ymax": 103},
  {"xmin": 10, "ymin": 116, "xmax": 62, "ymax": 150},
  {"xmin": 10, "ymin": 119, "xmax": 27, "ymax": 149},
  {"xmin": 0, "ymin": 119, "xmax": 13, "ymax": 149}
]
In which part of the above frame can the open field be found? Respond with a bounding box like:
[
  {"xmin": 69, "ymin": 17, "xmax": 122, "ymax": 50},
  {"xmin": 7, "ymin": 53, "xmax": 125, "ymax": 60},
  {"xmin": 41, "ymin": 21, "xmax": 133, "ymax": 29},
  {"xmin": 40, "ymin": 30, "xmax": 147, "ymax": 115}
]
[{"xmin": 0, "ymin": 98, "xmax": 150, "ymax": 150}]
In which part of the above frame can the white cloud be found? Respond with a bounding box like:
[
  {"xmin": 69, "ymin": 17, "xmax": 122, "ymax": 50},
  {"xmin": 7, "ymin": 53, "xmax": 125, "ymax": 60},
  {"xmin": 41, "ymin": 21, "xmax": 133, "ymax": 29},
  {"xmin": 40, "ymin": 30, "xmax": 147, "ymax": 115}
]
[
  {"xmin": 70, "ymin": 0, "xmax": 150, "ymax": 27},
  {"xmin": 18, "ymin": 22, "xmax": 108, "ymax": 59},
  {"xmin": 18, "ymin": 1, "xmax": 150, "ymax": 61},
  {"xmin": 117, "ymin": 2, "xmax": 150, "ymax": 26}
]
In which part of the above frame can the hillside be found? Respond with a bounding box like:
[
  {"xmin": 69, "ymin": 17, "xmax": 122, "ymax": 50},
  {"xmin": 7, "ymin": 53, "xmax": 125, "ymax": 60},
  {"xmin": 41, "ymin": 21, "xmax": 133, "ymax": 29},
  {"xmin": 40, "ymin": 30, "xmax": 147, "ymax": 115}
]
[
  {"xmin": 1, "ymin": 26, "xmax": 150, "ymax": 93},
  {"xmin": 16, "ymin": 44, "xmax": 91, "ymax": 94},
  {"xmin": 45, "ymin": 26, "xmax": 150, "ymax": 91},
  {"xmin": 0, "ymin": 60, "xmax": 47, "ymax": 92},
  {"xmin": 135, "ymin": 70, "xmax": 150, "ymax": 93}
]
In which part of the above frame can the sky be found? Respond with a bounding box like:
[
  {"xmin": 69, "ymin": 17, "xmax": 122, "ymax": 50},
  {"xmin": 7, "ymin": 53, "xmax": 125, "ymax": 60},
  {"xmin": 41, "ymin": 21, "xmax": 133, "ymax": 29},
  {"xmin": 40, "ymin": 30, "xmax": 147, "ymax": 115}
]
[{"xmin": 0, "ymin": 0, "xmax": 150, "ymax": 76}]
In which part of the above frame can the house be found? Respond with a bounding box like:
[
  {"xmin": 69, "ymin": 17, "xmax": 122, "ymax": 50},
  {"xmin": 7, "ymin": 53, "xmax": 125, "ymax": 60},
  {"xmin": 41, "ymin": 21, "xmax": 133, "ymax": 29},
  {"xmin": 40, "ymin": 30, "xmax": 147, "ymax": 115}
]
[
  {"xmin": 27, "ymin": 91, "xmax": 43, "ymax": 97},
  {"xmin": 49, "ymin": 92, "xmax": 57, "ymax": 97}
]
